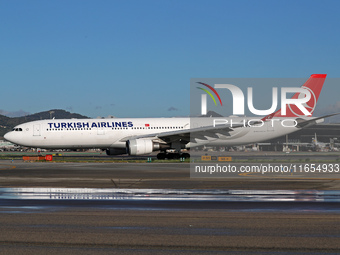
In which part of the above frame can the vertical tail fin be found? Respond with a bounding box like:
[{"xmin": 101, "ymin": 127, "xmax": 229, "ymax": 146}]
[
  {"xmin": 262, "ymin": 74, "xmax": 326, "ymax": 121},
  {"xmin": 313, "ymin": 133, "xmax": 318, "ymax": 144}
]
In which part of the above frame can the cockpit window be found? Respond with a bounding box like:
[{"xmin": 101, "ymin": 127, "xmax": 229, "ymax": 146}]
[{"xmin": 12, "ymin": 128, "xmax": 23, "ymax": 131}]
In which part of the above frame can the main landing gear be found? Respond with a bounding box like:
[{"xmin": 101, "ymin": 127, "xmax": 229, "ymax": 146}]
[{"xmin": 156, "ymin": 152, "xmax": 190, "ymax": 160}]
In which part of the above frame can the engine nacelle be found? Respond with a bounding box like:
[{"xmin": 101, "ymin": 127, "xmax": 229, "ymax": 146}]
[
  {"xmin": 126, "ymin": 139, "xmax": 160, "ymax": 155},
  {"xmin": 106, "ymin": 148, "xmax": 127, "ymax": 156}
]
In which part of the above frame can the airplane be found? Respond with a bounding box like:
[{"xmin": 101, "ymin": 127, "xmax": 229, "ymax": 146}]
[
  {"xmin": 309, "ymin": 133, "xmax": 340, "ymax": 151},
  {"xmin": 4, "ymin": 74, "xmax": 338, "ymax": 159},
  {"xmin": 279, "ymin": 132, "xmax": 340, "ymax": 152}
]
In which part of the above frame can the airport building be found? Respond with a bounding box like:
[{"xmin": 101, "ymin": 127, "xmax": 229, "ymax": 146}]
[{"xmin": 259, "ymin": 124, "xmax": 340, "ymax": 151}]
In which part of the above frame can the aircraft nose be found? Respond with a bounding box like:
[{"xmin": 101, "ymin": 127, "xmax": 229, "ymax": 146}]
[{"xmin": 4, "ymin": 132, "xmax": 13, "ymax": 142}]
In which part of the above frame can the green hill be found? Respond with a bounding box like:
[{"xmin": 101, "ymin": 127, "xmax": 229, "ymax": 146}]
[{"xmin": 0, "ymin": 109, "xmax": 89, "ymax": 138}]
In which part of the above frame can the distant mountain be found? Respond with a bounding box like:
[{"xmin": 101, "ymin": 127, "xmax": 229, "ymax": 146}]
[
  {"xmin": 0, "ymin": 109, "xmax": 89, "ymax": 138},
  {"xmin": 0, "ymin": 115, "xmax": 11, "ymax": 136}
]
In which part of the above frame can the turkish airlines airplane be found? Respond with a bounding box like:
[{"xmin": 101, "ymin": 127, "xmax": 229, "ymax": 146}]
[{"xmin": 4, "ymin": 74, "xmax": 337, "ymax": 159}]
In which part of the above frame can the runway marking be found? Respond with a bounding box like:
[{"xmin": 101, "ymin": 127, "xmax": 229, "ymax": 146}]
[{"xmin": 0, "ymin": 164, "xmax": 16, "ymax": 170}]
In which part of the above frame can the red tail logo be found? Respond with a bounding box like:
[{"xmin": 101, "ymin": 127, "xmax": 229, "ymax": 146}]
[{"xmin": 262, "ymin": 74, "xmax": 326, "ymax": 121}]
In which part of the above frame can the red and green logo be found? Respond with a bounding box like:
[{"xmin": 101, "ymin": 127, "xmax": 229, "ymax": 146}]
[{"xmin": 196, "ymin": 82, "xmax": 223, "ymax": 106}]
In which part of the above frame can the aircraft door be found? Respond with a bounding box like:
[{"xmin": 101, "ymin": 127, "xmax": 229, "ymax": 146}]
[{"xmin": 33, "ymin": 124, "xmax": 41, "ymax": 136}]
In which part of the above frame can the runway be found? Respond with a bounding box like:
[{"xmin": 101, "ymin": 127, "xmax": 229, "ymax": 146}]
[
  {"xmin": 1, "ymin": 188, "xmax": 340, "ymax": 254},
  {"xmin": 1, "ymin": 161, "xmax": 340, "ymax": 190},
  {"xmin": 1, "ymin": 209, "xmax": 339, "ymax": 254},
  {"xmin": 0, "ymin": 160, "xmax": 340, "ymax": 254}
]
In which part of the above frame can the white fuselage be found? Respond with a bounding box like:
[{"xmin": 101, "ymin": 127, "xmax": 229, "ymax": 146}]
[
  {"xmin": 5, "ymin": 118, "xmax": 190, "ymax": 149},
  {"xmin": 4, "ymin": 117, "xmax": 304, "ymax": 150}
]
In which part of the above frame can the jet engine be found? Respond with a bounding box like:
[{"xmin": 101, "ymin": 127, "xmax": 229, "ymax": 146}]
[{"xmin": 126, "ymin": 139, "xmax": 160, "ymax": 155}]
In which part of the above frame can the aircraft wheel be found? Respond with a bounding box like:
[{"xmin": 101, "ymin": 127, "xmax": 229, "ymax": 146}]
[
  {"xmin": 166, "ymin": 153, "xmax": 174, "ymax": 159},
  {"xmin": 181, "ymin": 153, "xmax": 190, "ymax": 159},
  {"xmin": 172, "ymin": 153, "xmax": 180, "ymax": 159},
  {"xmin": 157, "ymin": 153, "xmax": 166, "ymax": 160}
]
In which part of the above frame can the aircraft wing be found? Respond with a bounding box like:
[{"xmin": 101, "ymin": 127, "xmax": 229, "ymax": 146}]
[{"xmin": 296, "ymin": 113, "xmax": 340, "ymax": 128}]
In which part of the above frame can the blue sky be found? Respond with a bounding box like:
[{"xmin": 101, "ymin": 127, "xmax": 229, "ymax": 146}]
[{"xmin": 1, "ymin": 0, "xmax": 340, "ymax": 118}]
